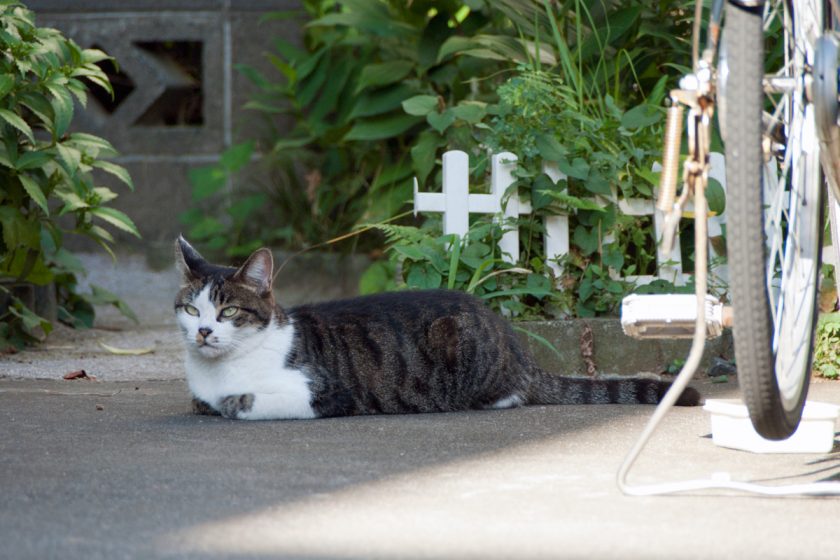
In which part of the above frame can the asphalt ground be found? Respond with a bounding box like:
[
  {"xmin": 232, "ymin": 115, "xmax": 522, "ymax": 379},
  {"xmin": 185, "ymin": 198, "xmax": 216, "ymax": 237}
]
[
  {"xmin": 1, "ymin": 252, "xmax": 839, "ymax": 559},
  {"xmin": 1, "ymin": 377, "xmax": 840, "ymax": 559}
]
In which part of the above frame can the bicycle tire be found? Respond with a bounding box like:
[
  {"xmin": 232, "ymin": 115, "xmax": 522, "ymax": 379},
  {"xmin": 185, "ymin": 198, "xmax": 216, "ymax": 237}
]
[{"xmin": 721, "ymin": 1, "xmax": 824, "ymax": 439}]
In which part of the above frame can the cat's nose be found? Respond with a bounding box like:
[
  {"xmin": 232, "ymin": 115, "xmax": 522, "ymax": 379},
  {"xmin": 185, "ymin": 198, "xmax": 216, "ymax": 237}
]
[{"xmin": 198, "ymin": 327, "xmax": 213, "ymax": 338}]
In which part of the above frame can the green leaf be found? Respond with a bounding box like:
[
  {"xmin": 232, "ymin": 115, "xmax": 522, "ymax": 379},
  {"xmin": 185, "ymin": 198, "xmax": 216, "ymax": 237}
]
[
  {"xmin": 356, "ymin": 60, "xmax": 413, "ymax": 92},
  {"xmin": 371, "ymin": 160, "xmax": 413, "ymax": 192},
  {"xmin": 56, "ymin": 143, "xmax": 81, "ymax": 174},
  {"xmin": 535, "ymin": 133, "xmax": 567, "ymax": 161},
  {"xmin": 349, "ymin": 84, "xmax": 417, "ymax": 120},
  {"xmin": 19, "ymin": 175, "xmax": 48, "ymax": 214},
  {"xmin": 48, "ymin": 247, "xmax": 85, "ymax": 276},
  {"xmin": 621, "ymin": 103, "xmax": 662, "ymax": 130},
  {"xmin": 539, "ymin": 190, "xmax": 605, "ymax": 212},
  {"xmin": 427, "ymin": 109, "xmax": 455, "ymax": 134},
  {"xmin": 0, "ymin": 109, "xmax": 34, "ymax": 142},
  {"xmin": 636, "ymin": 167, "xmax": 661, "ymax": 187},
  {"xmin": 447, "ymin": 234, "xmax": 461, "ymax": 290},
  {"xmin": 406, "ymin": 265, "xmax": 442, "ymax": 289},
  {"xmin": 88, "ymin": 207, "xmax": 141, "ymax": 237},
  {"xmin": 312, "ymin": 0, "xmax": 414, "ymax": 36},
  {"xmin": 344, "ymin": 113, "xmax": 422, "ymax": 141},
  {"xmin": 0, "ymin": 207, "xmax": 40, "ymax": 250},
  {"xmin": 220, "ymin": 141, "xmax": 254, "ymax": 172},
  {"xmin": 359, "ymin": 260, "xmax": 395, "ymax": 295},
  {"xmin": 451, "ymin": 101, "xmax": 486, "ymax": 124},
  {"xmin": 15, "ymin": 150, "xmax": 51, "ymax": 171},
  {"xmin": 480, "ymin": 287, "xmax": 552, "ymax": 300},
  {"xmin": 402, "ymin": 94, "xmax": 439, "ymax": 116},
  {"xmin": 0, "ymin": 143, "xmax": 13, "ymax": 168},
  {"xmin": 573, "ymin": 225, "xmax": 600, "ymax": 255},
  {"xmin": 8, "ymin": 298, "xmax": 51, "ymax": 336},
  {"xmin": 1, "ymin": 249, "xmax": 54, "ymax": 285},
  {"xmin": 602, "ymin": 244, "xmax": 625, "ymax": 270},
  {"xmin": 81, "ymin": 48, "xmax": 111, "ymax": 64},
  {"xmin": 54, "ymin": 189, "xmax": 87, "ymax": 213},
  {"xmin": 86, "ymin": 284, "xmax": 139, "ymax": 324},
  {"xmin": 59, "ymin": 299, "xmax": 95, "ymax": 329},
  {"xmin": 411, "ymin": 130, "xmax": 440, "ymax": 186},
  {"xmin": 48, "ymin": 86, "xmax": 74, "ymax": 138},
  {"xmin": 706, "ymin": 177, "xmax": 725, "ymax": 215},
  {"xmin": 228, "ymin": 194, "xmax": 266, "ymax": 223},
  {"xmin": 68, "ymin": 132, "xmax": 117, "ymax": 155},
  {"xmin": 584, "ymin": 170, "xmax": 612, "ymax": 195},
  {"xmin": 437, "ymin": 36, "xmax": 478, "ymax": 62},
  {"xmin": 188, "ymin": 165, "xmax": 227, "ymax": 200},
  {"xmin": 558, "ymin": 157, "xmax": 590, "ymax": 180},
  {"xmin": 391, "ymin": 244, "xmax": 426, "ymax": 261},
  {"xmin": 511, "ymin": 325, "xmax": 563, "ymax": 360},
  {"xmin": 0, "ymin": 74, "xmax": 14, "ymax": 100},
  {"xmin": 188, "ymin": 216, "xmax": 224, "ymax": 240},
  {"xmin": 92, "ymin": 160, "xmax": 134, "ymax": 190},
  {"xmin": 530, "ymin": 174, "xmax": 556, "ymax": 211},
  {"xmin": 19, "ymin": 92, "xmax": 53, "ymax": 129}
]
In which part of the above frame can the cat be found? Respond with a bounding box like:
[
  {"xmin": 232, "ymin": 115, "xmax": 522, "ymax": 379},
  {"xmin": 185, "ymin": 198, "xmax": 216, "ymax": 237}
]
[{"xmin": 173, "ymin": 236, "xmax": 700, "ymax": 420}]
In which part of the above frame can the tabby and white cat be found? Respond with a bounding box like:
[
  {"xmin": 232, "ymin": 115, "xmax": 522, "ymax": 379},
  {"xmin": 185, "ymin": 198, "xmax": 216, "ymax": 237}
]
[{"xmin": 174, "ymin": 236, "xmax": 700, "ymax": 420}]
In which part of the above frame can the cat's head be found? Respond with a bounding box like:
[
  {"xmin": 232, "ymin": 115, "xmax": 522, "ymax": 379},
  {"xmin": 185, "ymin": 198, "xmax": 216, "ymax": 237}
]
[{"xmin": 174, "ymin": 236, "xmax": 280, "ymax": 359}]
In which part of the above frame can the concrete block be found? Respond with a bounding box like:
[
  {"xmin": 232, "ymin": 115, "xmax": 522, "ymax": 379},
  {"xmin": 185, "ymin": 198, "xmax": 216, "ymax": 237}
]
[
  {"xmin": 519, "ymin": 318, "xmax": 735, "ymax": 376},
  {"xmin": 38, "ymin": 13, "xmax": 224, "ymax": 156}
]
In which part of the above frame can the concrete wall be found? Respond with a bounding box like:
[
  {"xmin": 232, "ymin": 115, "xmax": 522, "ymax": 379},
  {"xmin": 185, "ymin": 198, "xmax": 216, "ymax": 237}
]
[{"xmin": 28, "ymin": 1, "xmax": 301, "ymax": 249}]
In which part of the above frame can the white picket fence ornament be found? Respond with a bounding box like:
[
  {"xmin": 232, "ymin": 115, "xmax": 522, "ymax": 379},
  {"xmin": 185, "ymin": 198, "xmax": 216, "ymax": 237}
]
[{"xmin": 414, "ymin": 149, "xmax": 727, "ymax": 288}]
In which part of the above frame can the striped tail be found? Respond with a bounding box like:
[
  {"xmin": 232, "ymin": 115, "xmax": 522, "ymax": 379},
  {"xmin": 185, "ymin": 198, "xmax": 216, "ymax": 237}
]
[{"xmin": 526, "ymin": 372, "xmax": 701, "ymax": 406}]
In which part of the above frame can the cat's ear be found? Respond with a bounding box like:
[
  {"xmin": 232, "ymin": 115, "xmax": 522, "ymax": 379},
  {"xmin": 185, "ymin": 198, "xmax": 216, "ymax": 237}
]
[
  {"xmin": 175, "ymin": 235, "xmax": 205, "ymax": 283},
  {"xmin": 233, "ymin": 248, "xmax": 274, "ymax": 298}
]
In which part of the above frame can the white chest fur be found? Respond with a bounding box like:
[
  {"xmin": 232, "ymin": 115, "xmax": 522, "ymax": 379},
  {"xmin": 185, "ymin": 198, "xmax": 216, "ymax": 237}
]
[{"xmin": 184, "ymin": 322, "xmax": 317, "ymax": 420}]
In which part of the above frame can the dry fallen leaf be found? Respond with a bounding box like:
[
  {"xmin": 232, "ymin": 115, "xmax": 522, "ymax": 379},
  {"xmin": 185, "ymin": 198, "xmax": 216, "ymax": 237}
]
[
  {"xmin": 63, "ymin": 370, "xmax": 97, "ymax": 381},
  {"xmin": 98, "ymin": 341, "xmax": 155, "ymax": 356}
]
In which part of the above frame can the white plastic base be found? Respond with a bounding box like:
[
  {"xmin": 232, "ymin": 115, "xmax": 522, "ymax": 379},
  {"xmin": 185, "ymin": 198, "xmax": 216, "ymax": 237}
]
[{"xmin": 704, "ymin": 399, "xmax": 840, "ymax": 454}]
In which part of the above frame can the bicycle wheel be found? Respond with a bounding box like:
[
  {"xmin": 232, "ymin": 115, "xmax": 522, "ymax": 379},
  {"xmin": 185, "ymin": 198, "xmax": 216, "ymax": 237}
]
[{"xmin": 720, "ymin": 0, "xmax": 824, "ymax": 440}]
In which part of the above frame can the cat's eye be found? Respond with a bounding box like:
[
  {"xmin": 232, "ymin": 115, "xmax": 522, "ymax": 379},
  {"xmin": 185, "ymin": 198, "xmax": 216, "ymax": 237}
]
[
  {"xmin": 220, "ymin": 306, "xmax": 239, "ymax": 318},
  {"xmin": 184, "ymin": 305, "xmax": 199, "ymax": 316}
]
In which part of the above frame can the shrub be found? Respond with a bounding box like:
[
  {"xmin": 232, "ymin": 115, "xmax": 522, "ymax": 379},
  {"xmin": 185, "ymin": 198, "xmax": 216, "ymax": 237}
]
[
  {"xmin": 186, "ymin": 0, "xmax": 700, "ymax": 318},
  {"xmin": 0, "ymin": 2, "xmax": 138, "ymax": 349},
  {"xmin": 813, "ymin": 313, "xmax": 840, "ymax": 379},
  {"xmin": 182, "ymin": 0, "xmax": 514, "ymax": 258}
]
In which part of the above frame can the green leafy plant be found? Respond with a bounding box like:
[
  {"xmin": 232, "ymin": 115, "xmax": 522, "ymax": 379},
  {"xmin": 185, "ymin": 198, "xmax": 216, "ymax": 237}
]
[
  {"xmin": 813, "ymin": 313, "xmax": 840, "ymax": 379},
  {"xmin": 184, "ymin": 0, "xmax": 518, "ymax": 257},
  {"xmin": 179, "ymin": 141, "xmax": 293, "ymax": 258},
  {"xmin": 366, "ymin": 219, "xmax": 561, "ymax": 319},
  {"xmin": 377, "ymin": 0, "xmax": 698, "ymax": 318},
  {"xmin": 0, "ymin": 2, "xmax": 138, "ymax": 349},
  {"xmin": 188, "ymin": 0, "xmax": 702, "ymax": 318}
]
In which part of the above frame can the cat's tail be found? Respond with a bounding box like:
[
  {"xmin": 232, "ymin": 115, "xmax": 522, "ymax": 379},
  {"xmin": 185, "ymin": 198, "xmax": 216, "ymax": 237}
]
[{"xmin": 525, "ymin": 370, "xmax": 702, "ymax": 406}]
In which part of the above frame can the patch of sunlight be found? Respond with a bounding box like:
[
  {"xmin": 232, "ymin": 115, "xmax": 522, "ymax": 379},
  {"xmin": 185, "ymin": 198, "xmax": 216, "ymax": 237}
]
[{"xmin": 158, "ymin": 434, "xmax": 615, "ymax": 559}]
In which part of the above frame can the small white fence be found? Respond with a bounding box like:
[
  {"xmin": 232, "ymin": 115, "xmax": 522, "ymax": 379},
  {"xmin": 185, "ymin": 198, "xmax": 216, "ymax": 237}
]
[{"xmin": 413, "ymin": 150, "xmax": 728, "ymax": 287}]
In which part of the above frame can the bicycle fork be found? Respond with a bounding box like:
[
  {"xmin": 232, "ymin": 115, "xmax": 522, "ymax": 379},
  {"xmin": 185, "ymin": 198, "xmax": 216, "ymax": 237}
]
[
  {"xmin": 620, "ymin": 73, "xmax": 731, "ymax": 341},
  {"xmin": 617, "ymin": 73, "xmax": 731, "ymax": 496}
]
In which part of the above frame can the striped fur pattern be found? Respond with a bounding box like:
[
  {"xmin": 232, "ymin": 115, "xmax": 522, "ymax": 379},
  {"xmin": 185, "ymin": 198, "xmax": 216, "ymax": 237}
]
[{"xmin": 174, "ymin": 237, "xmax": 700, "ymax": 420}]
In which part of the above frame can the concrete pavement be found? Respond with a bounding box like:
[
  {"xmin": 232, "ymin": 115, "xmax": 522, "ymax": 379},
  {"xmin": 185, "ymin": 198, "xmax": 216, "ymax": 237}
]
[
  {"xmin": 2, "ymin": 376, "xmax": 840, "ymax": 559},
  {"xmin": 1, "ymin": 251, "xmax": 839, "ymax": 559}
]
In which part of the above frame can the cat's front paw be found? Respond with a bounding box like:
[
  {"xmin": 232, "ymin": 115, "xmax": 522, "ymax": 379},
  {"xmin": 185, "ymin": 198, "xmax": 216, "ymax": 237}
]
[
  {"xmin": 218, "ymin": 393, "xmax": 255, "ymax": 419},
  {"xmin": 192, "ymin": 397, "xmax": 221, "ymax": 416}
]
